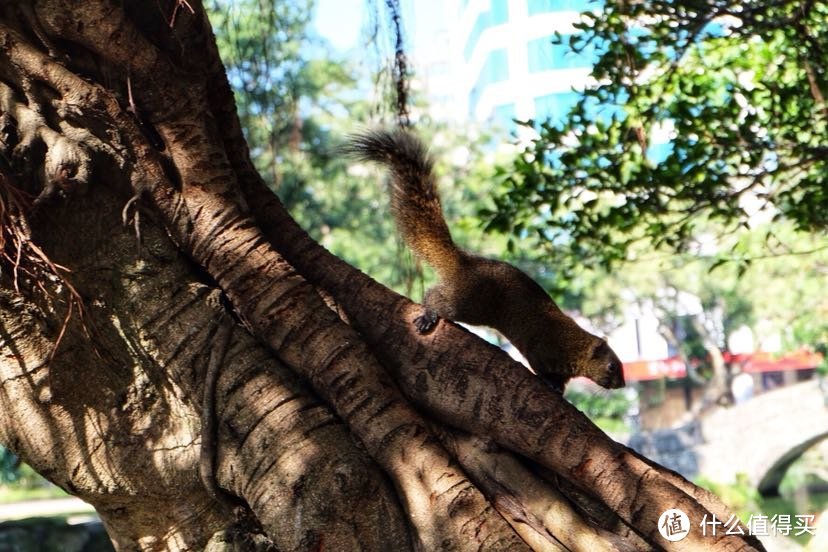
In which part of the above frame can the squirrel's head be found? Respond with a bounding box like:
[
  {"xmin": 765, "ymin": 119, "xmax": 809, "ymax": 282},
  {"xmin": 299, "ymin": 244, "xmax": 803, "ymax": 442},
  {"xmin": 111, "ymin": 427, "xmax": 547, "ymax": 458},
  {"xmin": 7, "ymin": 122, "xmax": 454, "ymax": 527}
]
[
  {"xmin": 578, "ymin": 336, "xmax": 625, "ymax": 389},
  {"xmin": 520, "ymin": 311, "xmax": 625, "ymax": 392}
]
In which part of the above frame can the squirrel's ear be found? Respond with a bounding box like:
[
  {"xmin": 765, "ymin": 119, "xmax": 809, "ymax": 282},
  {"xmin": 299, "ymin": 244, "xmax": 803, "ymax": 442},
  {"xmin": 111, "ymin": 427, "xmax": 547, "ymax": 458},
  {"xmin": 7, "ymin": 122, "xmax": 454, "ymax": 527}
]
[{"xmin": 590, "ymin": 340, "xmax": 610, "ymax": 359}]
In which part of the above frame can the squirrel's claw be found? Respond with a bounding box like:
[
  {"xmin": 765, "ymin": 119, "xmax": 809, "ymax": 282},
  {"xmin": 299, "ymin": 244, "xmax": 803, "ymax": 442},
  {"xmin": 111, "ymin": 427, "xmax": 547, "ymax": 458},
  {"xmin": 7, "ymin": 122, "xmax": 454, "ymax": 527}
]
[
  {"xmin": 413, "ymin": 310, "xmax": 439, "ymax": 334},
  {"xmin": 539, "ymin": 375, "xmax": 566, "ymax": 394}
]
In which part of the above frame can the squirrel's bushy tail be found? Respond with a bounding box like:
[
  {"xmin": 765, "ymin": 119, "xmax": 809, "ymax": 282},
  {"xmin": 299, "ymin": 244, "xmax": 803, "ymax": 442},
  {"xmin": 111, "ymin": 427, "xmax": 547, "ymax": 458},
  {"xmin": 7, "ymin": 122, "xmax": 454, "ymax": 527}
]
[{"xmin": 343, "ymin": 129, "xmax": 461, "ymax": 277}]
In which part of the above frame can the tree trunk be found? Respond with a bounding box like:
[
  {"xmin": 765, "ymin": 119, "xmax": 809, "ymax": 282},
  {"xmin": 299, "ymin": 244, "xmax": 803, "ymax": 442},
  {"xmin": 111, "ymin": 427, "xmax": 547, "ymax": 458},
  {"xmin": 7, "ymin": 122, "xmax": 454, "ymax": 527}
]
[
  {"xmin": 0, "ymin": 2, "xmax": 765, "ymax": 550},
  {"xmin": 690, "ymin": 316, "xmax": 733, "ymax": 408}
]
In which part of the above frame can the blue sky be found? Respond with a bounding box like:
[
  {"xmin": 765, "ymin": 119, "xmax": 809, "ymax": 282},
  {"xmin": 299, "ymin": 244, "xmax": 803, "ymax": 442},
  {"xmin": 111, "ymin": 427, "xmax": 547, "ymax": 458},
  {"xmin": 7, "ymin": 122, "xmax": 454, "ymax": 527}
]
[
  {"xmin": 313, "ymin": 0, "xmax": 362, "ymax": 51},
  {"xmin": 312, "ymin": 0, "xmax": 441, "ymax": 54}
]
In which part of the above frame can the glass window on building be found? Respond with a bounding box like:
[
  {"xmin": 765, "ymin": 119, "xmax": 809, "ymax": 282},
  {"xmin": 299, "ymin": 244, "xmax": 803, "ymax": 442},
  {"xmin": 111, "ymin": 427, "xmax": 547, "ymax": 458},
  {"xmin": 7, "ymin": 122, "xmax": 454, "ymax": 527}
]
[
  {"xmin": 533, "ymin": 91, "xmax": 626, "ymax": 126},
  {"xmin": 464, "ymin": 17, "xmax": 486, "ymax": 60},
  {"xmin": 464, "ymin": 0, "xmax": 511, "ymax": 60},
  {"xmin": 533, "ymin": 91, "xmax": 581, "ymax": 123},
  {"xmin": 491, "ymin": 0, "xmax": 508, "ymax": 23},
  {"xmin": 485, "ymin": 48, "xmax": 509, "ymax": 82},
  {"xmin": 468, "ymin": 49, "xmax": 510, "ymax": 115},
  {"xmin": 527, "ymin": 0, "xmax": 593, "ymax": 15},
  {"xmin": 491, "ymin": 103, "xmax": 517, "ymax": 129},
  {"xmin": 527, "ymin": 36, "xmax": 554, "ymax": 72},
  {"xmin": 528, "ymin": 34, "xmax": 598, "ymax": 72},
  {"xmin": 469, "ymin": 87, "xmax": 482, "ymax": 117}
]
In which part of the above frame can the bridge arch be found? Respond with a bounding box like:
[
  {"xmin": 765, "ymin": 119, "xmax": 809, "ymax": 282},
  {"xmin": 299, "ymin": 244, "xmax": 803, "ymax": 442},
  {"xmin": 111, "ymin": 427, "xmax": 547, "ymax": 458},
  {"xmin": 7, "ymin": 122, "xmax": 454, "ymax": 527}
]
[
  {"xmin": 629, "ymin": 379, "xmax": 828, "ymax": 494},
  {"xmin": 756, "ymin": 431, "xmax": 828, "ymax": 496}
]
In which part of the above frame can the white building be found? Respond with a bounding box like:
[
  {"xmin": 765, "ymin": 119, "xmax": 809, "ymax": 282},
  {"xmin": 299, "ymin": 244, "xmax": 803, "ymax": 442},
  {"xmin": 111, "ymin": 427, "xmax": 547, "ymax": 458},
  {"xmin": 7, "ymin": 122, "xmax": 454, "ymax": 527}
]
[{"xmin": 451, "ymin": 0, "xmax": 597, "ymax": 128}]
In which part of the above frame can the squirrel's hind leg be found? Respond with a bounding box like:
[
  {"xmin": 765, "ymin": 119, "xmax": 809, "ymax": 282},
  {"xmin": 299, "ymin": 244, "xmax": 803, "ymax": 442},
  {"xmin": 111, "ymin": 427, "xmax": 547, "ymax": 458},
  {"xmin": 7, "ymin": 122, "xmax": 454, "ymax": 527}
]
[{"xmin": 413, "ymin": 284, "xmax": 456, "ymax": 333}]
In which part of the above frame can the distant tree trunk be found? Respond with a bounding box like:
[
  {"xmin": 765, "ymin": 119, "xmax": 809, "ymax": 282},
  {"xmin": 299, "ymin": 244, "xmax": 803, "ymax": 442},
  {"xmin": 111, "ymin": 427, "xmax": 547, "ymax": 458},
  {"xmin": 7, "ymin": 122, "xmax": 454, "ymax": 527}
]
[
  {"xmin": 653, "ymin": 292, "xmax": 731, "ymax": 415},
  {"xmin": 690, "ymin": 316, "xmax": 733, "ymax": 408},
  {"xmin": 0, "ymin": 2, "xmax": 765, "ymax": 550}
]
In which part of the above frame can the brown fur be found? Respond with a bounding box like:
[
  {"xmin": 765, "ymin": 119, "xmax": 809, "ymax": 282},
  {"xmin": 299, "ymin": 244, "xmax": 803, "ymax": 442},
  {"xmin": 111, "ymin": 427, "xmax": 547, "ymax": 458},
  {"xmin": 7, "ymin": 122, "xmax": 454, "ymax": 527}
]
[{"xmin": 345, "ymin": 129, "xmax": 624, "ymax": 391}]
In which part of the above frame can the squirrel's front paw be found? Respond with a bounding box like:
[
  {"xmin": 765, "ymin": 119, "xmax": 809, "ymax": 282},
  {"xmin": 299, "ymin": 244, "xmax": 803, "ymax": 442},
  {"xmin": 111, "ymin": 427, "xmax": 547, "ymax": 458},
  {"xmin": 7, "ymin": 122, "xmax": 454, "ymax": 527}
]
[
  {"xmin": 413, "ymin": 311, "xmax": 439, "ymax": 333},
  {"xmin": 539, "ymin": 375, "xmax": 565, "ymax": 394}
]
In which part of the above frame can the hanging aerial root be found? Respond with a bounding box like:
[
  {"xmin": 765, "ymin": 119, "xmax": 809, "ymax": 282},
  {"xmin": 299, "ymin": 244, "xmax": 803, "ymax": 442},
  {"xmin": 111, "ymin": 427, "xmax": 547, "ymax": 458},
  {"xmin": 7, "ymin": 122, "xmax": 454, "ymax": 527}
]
[{"xmin": 0, "ymin": 75, "xmax": 95, "ymax": 355}]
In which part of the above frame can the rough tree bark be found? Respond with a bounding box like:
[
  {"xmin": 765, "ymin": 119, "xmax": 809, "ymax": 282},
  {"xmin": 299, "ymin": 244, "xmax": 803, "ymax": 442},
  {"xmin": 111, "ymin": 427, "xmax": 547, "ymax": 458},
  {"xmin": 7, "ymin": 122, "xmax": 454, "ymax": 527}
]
[{"xmin": 0, "ymin": 2, "xmax": 765, "ymax": 551}]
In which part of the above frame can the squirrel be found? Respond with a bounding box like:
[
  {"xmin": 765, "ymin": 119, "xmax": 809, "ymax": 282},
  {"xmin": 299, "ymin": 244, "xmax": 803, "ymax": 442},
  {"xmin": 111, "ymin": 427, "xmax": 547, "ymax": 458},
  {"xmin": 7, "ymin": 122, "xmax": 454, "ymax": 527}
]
[{"xmin": 344, "ymin": 128, "xmax": 625, "ymax": 391}]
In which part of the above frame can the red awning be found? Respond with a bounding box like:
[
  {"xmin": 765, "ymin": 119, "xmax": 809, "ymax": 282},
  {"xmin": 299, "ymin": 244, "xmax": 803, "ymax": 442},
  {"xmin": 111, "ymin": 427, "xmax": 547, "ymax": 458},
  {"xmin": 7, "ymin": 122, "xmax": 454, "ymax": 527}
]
[
  {"xmin": 623, "ymin": 349, "xmax": 823, "ymax": 381},
  {"xmin": 739, "ymin": 350, "xmax": 823, "ymax": 373},
  {"xmin": 622, "ymin": 356, "xmax": 687, "ymax": 381}
]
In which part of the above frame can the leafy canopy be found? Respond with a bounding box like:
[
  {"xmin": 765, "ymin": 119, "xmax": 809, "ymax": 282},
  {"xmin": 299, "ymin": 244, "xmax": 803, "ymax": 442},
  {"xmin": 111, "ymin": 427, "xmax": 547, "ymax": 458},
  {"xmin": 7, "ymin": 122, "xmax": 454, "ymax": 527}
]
[{"xmin": 488, "ymin": 0, "xmax": 828, "ymax": 276}]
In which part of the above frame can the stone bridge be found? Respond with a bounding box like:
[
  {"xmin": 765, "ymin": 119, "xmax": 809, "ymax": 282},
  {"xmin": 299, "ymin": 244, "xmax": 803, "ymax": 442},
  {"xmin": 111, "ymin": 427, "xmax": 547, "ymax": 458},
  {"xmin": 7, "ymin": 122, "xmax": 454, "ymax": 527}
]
[{"xmin": 628, "ymin": 379, "xmax": 828, "ymax": 495}]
